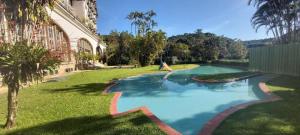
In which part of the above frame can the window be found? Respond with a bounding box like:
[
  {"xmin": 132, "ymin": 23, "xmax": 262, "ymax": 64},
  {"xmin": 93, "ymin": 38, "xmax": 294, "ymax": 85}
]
[
  {"xmin": 78, "ymin": 38, "xmax": 93, "ymax": 54},
  {"xmin": 42, "ymin": 23, "xmax": 71, "ymax": 62}
]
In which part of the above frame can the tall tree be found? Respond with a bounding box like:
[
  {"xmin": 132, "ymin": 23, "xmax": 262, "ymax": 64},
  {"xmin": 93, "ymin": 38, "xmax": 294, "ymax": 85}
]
[
  {"xmin": 249, "ymin": 0, "xmax": 300, "ymax": 43},
  {"xmin": 139, "ymin": 30, "xmax": 166, "ymax": 66},
  {"xmin": 168, "ymin": 43, "xmax": 190, "ymax": 62},
  {"xmin": 127, "ymin": 10, "xmax": 157, "ymax": 36},
  {"xmin": 103, "ymin": 31, "xmax": 133, "ymax": 65},
  {"xmin": 126, "ymin": 11, "xmax": 144, "ymax": 35},
  {"xmin": 228, "ymin": 40, "xmax": 248, "ymax": 59},
  {"xmin": 144, "ymin": 10, "xmax": 157, "ymax": 32}
]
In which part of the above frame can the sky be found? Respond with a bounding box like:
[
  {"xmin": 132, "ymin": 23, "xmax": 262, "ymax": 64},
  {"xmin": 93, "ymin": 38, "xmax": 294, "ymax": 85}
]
[{"xmin": 96, "ymin": 0, "xmax": 272, "ymax": 41}]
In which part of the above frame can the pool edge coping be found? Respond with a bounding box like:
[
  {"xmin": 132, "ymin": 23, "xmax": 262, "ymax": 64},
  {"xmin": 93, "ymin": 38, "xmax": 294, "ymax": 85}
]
[
  {"xmin": 198, "ymin": 82, "xmax": 282, "ymax": 135},
  {"xmin": 102, "ymin": 82, "xmax": 182, "ymax": 135},
  {"xmin": 102, "ymin": 73, "xmax": 281, "ymax": 135}
]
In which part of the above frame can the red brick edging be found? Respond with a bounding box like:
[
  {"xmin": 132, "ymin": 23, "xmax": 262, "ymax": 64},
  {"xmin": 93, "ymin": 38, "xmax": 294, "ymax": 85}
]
[
  {"xmin": 198, "ymin": 82, "xmax": 282, "ymax": 135},
  {"xmin": 102, "ymin": 82, "xmax": 118, "ymax": 95},
  {"xmin": 103, "ymin": 83, "xmax": 182, "ymax": 135},
  {"xmin": 103, "ymin": 81, "xmax": 281, "ymax": 135}
]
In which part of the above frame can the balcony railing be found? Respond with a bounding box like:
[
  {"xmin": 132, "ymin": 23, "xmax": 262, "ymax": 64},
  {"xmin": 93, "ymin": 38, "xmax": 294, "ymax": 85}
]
[
  {"xmin": 59, "ymin": 1, "xmax": 73, "ymax": 13},
  {"xmin": 56, "ymin": 1, "xmax": 97, "ymax": 34}
]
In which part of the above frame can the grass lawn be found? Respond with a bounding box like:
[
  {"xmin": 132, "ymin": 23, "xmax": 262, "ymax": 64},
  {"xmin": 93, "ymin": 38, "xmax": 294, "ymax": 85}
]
[
  {"xmin": 214, "ymin": 75, "xmax": 300, "ymax": 135},
  {"xmin": 195, "ymin": 72, "xmax": 259, "ymax": 82},
  {"xmin": 0, "ymin": 64, "xmax": 198, "ymax": 135}
]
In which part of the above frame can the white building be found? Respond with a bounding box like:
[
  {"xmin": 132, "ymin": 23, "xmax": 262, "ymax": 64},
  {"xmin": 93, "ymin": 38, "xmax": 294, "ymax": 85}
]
[{"xmin": 0, "ymin": 0, "xmax": 106, "ymax": 75}]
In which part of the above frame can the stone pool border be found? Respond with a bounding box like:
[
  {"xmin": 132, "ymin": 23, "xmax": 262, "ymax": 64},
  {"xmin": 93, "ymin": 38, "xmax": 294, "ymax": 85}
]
[
  {"xmin": 102, "ymin": 82, "xmax": 182, "ymax": 135},
  {"xmin": 198, "ymin": 82, "xmax": 282, "ymax": 135}
]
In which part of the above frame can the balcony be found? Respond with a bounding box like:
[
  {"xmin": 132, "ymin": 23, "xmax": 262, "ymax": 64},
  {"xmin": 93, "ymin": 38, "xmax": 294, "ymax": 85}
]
[
  {"xmin": 59, "ymin": 1, "xmax": 73, "ymax": 13},
  {"xmin": 55, "ymin": 1, "xmax": 97, "ymax": 34}
]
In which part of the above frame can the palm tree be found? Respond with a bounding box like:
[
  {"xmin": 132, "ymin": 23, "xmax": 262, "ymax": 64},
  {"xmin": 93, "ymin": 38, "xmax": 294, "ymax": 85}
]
[
  {"xmin": 126, "ymin": 12, "xmax": 137, "ymax": 34},
  {"xmin": 127, "ymin": 11, "xmax": 144, "ymax": 35},
  {"xmin": 250, "ymin": 2, "xmax": 280, "ymax": 40},
  {"xmin": 127, "ymin": 10, "xmax": 157, "ymax": 36},
  {"xmin": 145, "ymin": 10, "xmax": 157, "ymax": 31},
  {"xmin": 249, "ymin": 0, "xmax": 300, "ymax": 43}
]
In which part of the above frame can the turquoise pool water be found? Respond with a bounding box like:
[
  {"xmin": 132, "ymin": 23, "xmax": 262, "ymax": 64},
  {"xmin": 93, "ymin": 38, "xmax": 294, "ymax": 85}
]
[{"xmin": 109, "ymin": 65, "xmax": 267, "ymax": 135}]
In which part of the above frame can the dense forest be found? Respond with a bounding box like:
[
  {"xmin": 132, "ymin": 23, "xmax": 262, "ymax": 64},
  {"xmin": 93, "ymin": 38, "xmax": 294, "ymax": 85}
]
[
  {"xmin": 102, "ymin": 29, "xmax": 248, "ymax": 66},
  {"xmin": 165, "ymin": 29, "xmax": 247, "ymax": 64},
  {"xmin": 102, "ymin": 10, "xmax": 248, "ymax": 66},
  {"xmin": 102, "ymin": 30, "xmax": 166, "ymax": 66}
]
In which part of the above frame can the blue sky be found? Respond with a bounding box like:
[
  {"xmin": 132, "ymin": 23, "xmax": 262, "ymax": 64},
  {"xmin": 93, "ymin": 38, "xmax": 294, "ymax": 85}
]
[{"xmin": 96, "ymin": 0, "xmax": 272, "ymax": 40}]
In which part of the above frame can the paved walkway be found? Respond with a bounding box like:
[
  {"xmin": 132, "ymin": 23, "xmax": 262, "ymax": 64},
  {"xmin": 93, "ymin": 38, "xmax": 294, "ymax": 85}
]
[
  {"xmin": 0, "ymin": 75, "xmax": 6, "ymax": 95},
  {"xmin": 0, "ymin": 87, "xmax": 7, "ymax": 96},
  {"xmin": 0, "ymin": 70, "xmax": 84, "ymax": 96},
  {"xmin": 101, "ymin": 65, "xmax": 136, "ymax": 69}
]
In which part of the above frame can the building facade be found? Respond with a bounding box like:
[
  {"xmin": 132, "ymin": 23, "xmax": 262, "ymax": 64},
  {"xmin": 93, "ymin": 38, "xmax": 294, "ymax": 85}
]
[{"xmin": 0, "ymin": 0, "xmax": 106, "ymax": 75}]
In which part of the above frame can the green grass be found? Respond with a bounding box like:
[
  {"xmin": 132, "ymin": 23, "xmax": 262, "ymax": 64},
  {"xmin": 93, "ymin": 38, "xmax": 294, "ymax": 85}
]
[
  {"xmin": 195, "ymin": 72, "xmax": 258, "ymax": 82},
  {"xmin": 0, "ymin": 64, "xmax": 198, "ymax": 135},
  {"xmin": 214, "ymin": 75, "xmax": 300, "ymax": 135}
]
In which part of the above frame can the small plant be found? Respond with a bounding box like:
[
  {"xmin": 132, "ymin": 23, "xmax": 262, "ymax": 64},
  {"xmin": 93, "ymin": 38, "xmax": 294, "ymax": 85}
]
[
  {"xmin": 0, "ymin": 41, "xmax": 60, "ymax": 128},
  {"xmin": 74, "ymin": 51, "xmax": 98, "ymax": 70}
]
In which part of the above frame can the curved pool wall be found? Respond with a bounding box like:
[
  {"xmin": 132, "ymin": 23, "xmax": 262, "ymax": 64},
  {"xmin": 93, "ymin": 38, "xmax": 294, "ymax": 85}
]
[{"xmin": 109, "ymin": 65, "xmax": 268, "ymax": 135}]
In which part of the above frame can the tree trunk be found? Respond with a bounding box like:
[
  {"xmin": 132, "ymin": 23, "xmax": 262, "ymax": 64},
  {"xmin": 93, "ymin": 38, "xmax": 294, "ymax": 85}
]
[{"xmin": 5, "ymin": 86, "xmax": 18, "ymax": 129}]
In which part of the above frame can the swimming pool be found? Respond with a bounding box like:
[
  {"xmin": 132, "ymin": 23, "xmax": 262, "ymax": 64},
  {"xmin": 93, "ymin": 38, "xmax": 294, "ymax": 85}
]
[{"xmin": 109, "ymin": 65, "xmax": 268, "ymax": 135}]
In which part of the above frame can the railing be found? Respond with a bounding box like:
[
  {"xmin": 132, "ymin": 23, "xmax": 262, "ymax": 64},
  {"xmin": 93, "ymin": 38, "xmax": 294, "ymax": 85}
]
[
  {"xmin": 59, "ymin": 1, "xmax": 74, "ymax": 14},
  {"xmin": 56, "ymin": 1, "xmax": 97, "ymax": 33}
]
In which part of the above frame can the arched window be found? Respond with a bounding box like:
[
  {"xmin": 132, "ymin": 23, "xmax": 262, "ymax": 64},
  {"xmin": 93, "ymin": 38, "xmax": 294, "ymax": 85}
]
[
  {"xmin": 0, "ymin": 16, "xmax": 71, "ymax": 62},
  {"xmin": 78, "ymin": 38, "xmax": 93, "ymax": 54},
  {"xmin": 96, "ymin": 45, "xmax": 102, "ymax": 55},
  {"xmin": 42, "ymin": 23, "xmax": 71, "ymax": 62}
]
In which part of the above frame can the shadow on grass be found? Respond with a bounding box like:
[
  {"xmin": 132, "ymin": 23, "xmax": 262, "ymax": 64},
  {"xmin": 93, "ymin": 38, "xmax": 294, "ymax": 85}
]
[
  {"xmin": 267, "ymin": 75, "xmax": 300, "ymax": 100},
  {"xmin": 43, "ymin": 83, "xmax": 108, "ymax": 95},
  {"xmin": 214, "ymin": 75, "xmax": 300, "ymax": 135},
  {"xmin": 7, "ymin": 113, "xmax": 162, "ymax": 135}
]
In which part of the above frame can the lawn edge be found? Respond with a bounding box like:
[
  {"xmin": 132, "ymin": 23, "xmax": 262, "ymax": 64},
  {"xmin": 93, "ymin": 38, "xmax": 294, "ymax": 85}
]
[
  {"xmin": 198, "ymin": 82, "xmax": 282, "ymax": 135},
  {"xmin": 102, "ymin": 83, "xmax": 182, "ymax": 135}
]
